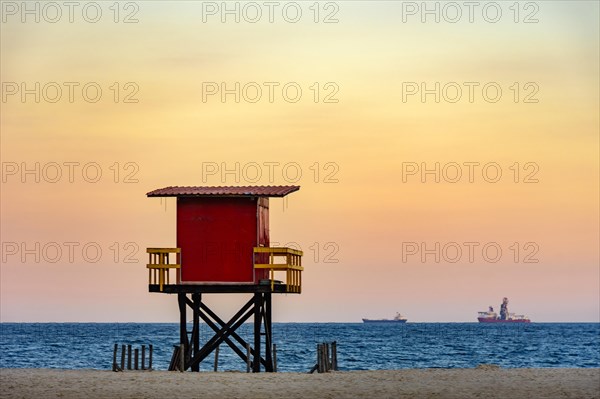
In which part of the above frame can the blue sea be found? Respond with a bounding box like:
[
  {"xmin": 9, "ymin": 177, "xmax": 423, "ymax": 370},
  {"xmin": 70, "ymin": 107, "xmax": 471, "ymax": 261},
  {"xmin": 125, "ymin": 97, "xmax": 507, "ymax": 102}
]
[{"xmin": 1, "ymin": 323, "xmax": 598, "ymax": 371}]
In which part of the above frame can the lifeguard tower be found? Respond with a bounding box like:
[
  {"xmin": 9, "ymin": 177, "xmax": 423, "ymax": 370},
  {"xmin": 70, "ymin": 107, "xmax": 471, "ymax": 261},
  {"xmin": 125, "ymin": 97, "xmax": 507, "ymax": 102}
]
[{"xmin": 145, "ymin": 185, "xmax": 303, "ymax": 372}]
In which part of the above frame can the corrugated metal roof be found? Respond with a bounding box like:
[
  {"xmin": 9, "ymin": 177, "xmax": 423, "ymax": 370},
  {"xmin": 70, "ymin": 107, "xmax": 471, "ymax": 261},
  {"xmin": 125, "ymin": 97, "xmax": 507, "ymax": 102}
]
[{"xmin": 146, "ymin": 185, "xmax": 300, "ymax": 198}]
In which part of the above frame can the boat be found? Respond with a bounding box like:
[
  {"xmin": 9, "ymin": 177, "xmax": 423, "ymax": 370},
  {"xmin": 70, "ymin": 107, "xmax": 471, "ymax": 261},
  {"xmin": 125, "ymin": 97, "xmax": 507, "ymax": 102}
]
[
  {"xmin": 362, "ymin": 312, "xmax": 407, "ymax": 323},
  {"xmin": 478, "ymin": 297, "xmax": 531, "ymax": 323}
]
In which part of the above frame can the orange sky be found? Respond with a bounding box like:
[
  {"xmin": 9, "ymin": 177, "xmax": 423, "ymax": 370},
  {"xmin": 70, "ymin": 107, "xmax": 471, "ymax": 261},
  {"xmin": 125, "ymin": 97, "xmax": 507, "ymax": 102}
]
[{"xmin": 1, "ymin": 1, "xmax": 598, "ymax": 322}]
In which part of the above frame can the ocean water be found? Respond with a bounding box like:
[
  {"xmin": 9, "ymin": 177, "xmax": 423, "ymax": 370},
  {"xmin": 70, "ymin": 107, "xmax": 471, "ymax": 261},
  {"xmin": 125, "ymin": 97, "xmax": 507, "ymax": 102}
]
[{"xmin": 1, "ymin": 323, "xmax": 598, "ymax": 371}]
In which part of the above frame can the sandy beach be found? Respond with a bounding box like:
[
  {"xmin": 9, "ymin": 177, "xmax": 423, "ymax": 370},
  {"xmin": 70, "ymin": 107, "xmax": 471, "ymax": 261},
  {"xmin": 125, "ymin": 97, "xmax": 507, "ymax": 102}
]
[{"xmin": 1, "ymin": 368, "xmax": 598, "ymax": 399}]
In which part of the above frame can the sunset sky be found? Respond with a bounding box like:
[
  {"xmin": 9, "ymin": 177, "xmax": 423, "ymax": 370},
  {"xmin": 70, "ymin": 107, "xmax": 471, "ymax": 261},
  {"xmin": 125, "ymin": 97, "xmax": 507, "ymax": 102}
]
[{"xmin": 1, "ymin": 1, "xmax": 598, "ymax": 322}]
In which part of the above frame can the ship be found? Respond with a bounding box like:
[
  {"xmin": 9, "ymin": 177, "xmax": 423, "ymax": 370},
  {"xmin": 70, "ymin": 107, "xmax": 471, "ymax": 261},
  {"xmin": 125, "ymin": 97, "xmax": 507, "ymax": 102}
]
[
  {"xmin": 362, "ymin": 312, "xmax": 407, "ymax": 323},
  {"xmin": 478, "ymin": 297, "xmax": 531, "ymax": 323}
]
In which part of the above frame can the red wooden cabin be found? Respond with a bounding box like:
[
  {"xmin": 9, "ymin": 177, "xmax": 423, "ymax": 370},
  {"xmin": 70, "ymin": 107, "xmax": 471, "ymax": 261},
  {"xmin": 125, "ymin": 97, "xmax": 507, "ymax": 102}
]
[{"xmin": 146, "ymin": 185, "xmax": 302, "ymax": 292}]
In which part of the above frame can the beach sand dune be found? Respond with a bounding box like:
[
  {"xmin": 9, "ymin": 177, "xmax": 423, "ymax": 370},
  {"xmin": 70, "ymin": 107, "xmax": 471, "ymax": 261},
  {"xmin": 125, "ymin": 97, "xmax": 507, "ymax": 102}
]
[{"xmin": 1, "ymin": 368, "xmax": 599, "ymax": 399}]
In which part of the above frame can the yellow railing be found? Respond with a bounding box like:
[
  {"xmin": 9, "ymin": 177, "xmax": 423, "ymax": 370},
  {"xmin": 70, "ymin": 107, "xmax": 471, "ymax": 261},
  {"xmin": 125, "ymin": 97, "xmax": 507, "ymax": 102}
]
[
  {"xmin": 254, "ymin": 247, "xmax": 303, "ymax": 293},
  {"xmin": 147, "ymin": 248, "xmax": 181, "ymax": 291}
]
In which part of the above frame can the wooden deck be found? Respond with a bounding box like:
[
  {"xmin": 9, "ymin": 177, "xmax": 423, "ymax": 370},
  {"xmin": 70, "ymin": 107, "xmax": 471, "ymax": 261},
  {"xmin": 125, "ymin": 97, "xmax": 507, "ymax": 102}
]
[{"xmin": 148, "ymin": 283, "xmax": 292, "ymax": 294}]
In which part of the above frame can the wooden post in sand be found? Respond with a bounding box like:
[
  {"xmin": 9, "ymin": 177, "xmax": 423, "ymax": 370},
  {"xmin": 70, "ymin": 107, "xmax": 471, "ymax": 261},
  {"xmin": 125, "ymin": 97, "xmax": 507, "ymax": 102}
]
[
  {"xmin": 317, "ymin": 344, "xmax": 321, "ymax": 373},
  {"xmin": 213, "ymin": 345, "xmax": 220, "ymax": 372},
  {"xmin": 141, "ymin": 345, "xmax": 146, "ymax": 370},
  {"xmin": 134, "ymin": 348, "xmax": 139, "ymax": 370},
  {"xmin": 120, "ymin": 345, "xmax": 126, "ymax": 370},
  {"xmin": 317, "ymin": 344, "xmax": 323, "ymax": 373},
  {"xmin": 149, "ymin": 345, "xmax": 153, "ymax": 370},
  {"xmin": 112, "ymin": 344, "xmax": 118, "ymax": 371},
  {"xmin": 246, "ymin": 343, "xmax": 251, "ymax": 373},
  {"xmin": 318, "ymin": 343, "xmax": 323, "ymax": 372},
  {"xmin": 309, "ymin": 342, "xmax": 338, "ymax": 373},
  {"xmin": 168, "ymin": 346, "xmax": 178, "ymax": 371},
  {"xmin": 273, "ymin": 344, "xmax": 277, "ymax": 373},
  {"xmin": 127, "ymin": 345, "xmax": 132, "ymax": 370},
  {"xmin": 180, "ymin": 344, "xmax": 185, "ymax": 372},
  {"xmin": 331, "ymin": 341, "xmax": 338, "ymax": 371}
]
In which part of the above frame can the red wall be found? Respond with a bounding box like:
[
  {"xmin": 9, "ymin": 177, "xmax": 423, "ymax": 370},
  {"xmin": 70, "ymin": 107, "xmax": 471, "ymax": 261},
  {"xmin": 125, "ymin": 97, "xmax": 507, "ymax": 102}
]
[{"xmin": 176, "ymin": 197, "xmax": 269, "ymax": 284}]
